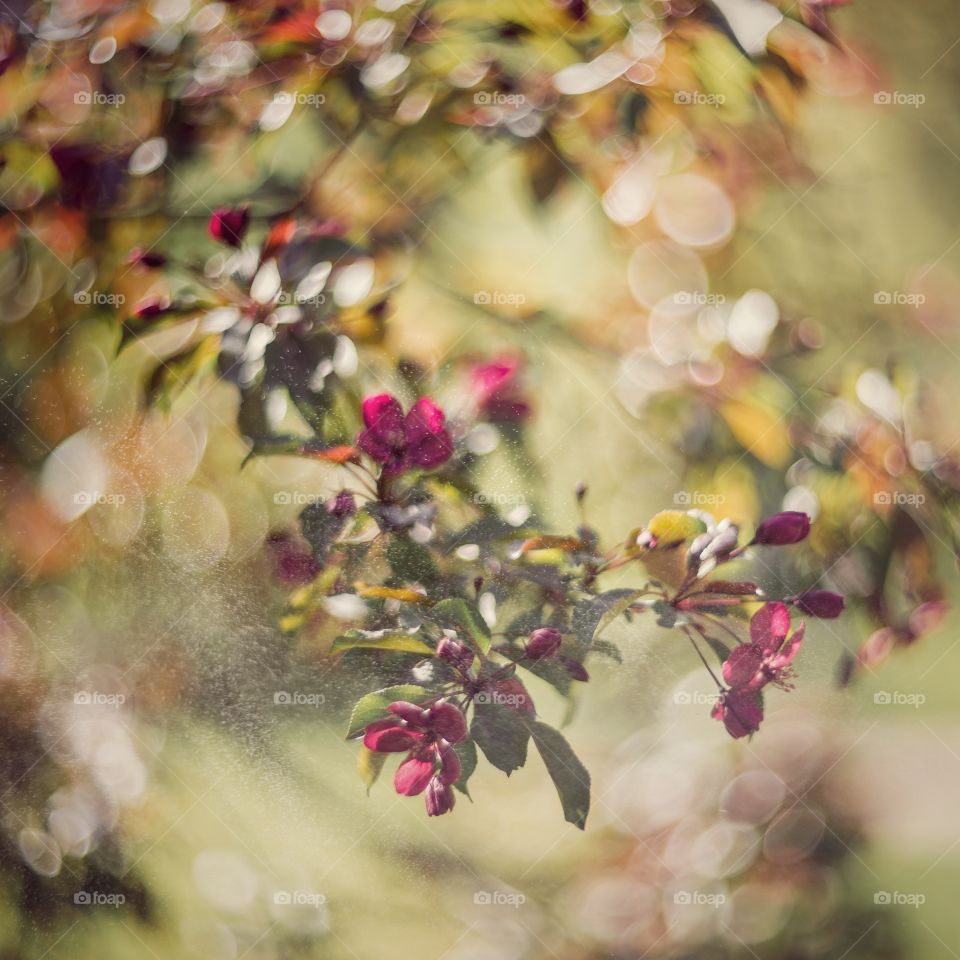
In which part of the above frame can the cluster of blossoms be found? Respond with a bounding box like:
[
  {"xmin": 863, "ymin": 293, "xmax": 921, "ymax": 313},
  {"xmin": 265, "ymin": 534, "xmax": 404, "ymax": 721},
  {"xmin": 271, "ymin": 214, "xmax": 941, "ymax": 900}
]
[{"xmin": 265, "ymin": 385, "xmax": 850, "ymax": 821}]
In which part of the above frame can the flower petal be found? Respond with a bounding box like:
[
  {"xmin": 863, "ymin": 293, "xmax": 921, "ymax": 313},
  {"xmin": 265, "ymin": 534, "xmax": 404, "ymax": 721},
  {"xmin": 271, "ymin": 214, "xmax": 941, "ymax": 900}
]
[
  {"xmin": 722, "ymin": 644, "xmax": 764, "ymax": 688},
  {"xmin": 750, "ymin": 602, "xmax": 792, "ymax": 653},
  {"xmin": 394, "ymin": 755, "xmax": 436, "ymax": 796},
  {"xmin": 712, "ymin": 690, "xmax": 763, "ymax": 739},
  {"xmin": 769, "ymin": 620, "xmax": 805, "ymax": 671},
  {"xmin": 363, "ymin": 720, "xmax": 421, "ymax": 753}
]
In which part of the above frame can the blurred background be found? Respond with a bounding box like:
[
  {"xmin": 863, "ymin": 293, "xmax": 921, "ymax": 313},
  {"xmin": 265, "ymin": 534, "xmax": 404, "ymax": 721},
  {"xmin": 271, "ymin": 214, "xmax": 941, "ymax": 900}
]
[{"xmin": 1, "ymin": 0, "xmax": 960, "ymax": 957}]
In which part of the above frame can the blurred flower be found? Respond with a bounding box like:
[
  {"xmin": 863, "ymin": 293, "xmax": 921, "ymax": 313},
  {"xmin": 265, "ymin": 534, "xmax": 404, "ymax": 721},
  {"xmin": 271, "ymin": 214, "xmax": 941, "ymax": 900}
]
[
  {"xmin": 357, "ymin": 394, "xmax": 453, "ymax": 477},
  {"xmin": 525, "ymin": 627, "xmax": 562, "ymax": 660},
  {"xmin": 208, "ymin": 207, "xmax": 250, "ymax": 248},
  {"xmin": 751, "ymin": 511, "xmax": 811, "ymax": 546},
  {"xmin": 789, "ymin": 589, "xmax": 845, "ymax": 618},
  {"xmin": 470, "ymin": 356, "xmax": 531, "ymax": 425}
]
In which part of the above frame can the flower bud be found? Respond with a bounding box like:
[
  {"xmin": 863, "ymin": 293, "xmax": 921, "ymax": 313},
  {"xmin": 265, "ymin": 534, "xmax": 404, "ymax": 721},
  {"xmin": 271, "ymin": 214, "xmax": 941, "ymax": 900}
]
[
  {"xmin": 436, "ymin": 636, "xmax": 474, "ymax": 672},
  {"xmin": 751, "ymin": 511, "xmax": 810, "ymax": 546},
  {"xmin": 208, "ymin": 207, "xmax": 249, "ymax": 248},
  {"xmin": 329, "ymin": 491, "xmax": 356, "ymax": 518},
  {"xmin": 525, "ymin": 627, "xmax": 562, "ymax": 660},
  {"xmin": 425, "ymin": 776, "xmax": 455, "ymax": 816},
  {"xmin": 790, "ymin": 590, "xmax": 845, "ymax": 618}
]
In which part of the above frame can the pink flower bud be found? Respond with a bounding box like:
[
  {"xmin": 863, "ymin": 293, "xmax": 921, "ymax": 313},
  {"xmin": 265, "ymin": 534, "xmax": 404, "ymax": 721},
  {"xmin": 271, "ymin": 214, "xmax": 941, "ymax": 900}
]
[
  {"xmin": 436, "ymin": 636, "xmax": 474, "ymax": 672},
  {"xmin": 751, "ymin": 511, "xmax": 811, "ymax": 546},
  {"xmin": 525, "ymin": 627, "xmax": 562, "ymax": 660},
  {"xmin": 425, "ymin": 776, "xmax": 455, "ymax": 816},
  {"xmin": 790, "ymin": 590, "xmax": 845, "ymax": 618},
  {"xmin": 208, "ymin": 207, "xmax": 250, "ymax": 248}
]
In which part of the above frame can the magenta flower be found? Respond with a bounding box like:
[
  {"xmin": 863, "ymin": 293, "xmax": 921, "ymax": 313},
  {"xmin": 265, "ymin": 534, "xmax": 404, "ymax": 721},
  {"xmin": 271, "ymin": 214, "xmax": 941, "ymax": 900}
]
[
  {"xmin": 525, "ymin": 627, "xmax": 562, "ymax": 660},
  {"xmin": 208, "ymin": 207, "xmax": 250, "ymax": 248},
  {"xmin": 722, "ymin": 602, "xmax": 805, "ymax": 692},
  {"xmin": 789, "ymin": 590, "xmax": 845, "ymax": 618},
  {"xmin": 357, "ymin": 393, "xmax": 453, "ymax": 476},
  {"xmin": 470, "ymin": 356, "xmax": 530, "ymax": 425},
  {"xmin": 711, "ymin": 689, "xmax": 764, "ymax": 740},
  {"xmin": 362, "ymin": 701, "xmax": 466, "ymax": 815},
  {"xmin": 751, "ymin": 511, "xmax": 811, "ymax": 546},
  {"xmin": 712, "ymin": 602, "xmax": 805, "ymax": 739}
]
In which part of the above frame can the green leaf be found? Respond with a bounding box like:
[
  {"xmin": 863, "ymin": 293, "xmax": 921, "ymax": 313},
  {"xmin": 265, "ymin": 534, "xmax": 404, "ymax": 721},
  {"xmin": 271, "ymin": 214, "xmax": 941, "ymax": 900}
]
[
  {"xmin": 345, "ymin": 684, "xmax": 429, "ymax": 739},
  {"xmin": 590, "ymin": 640, "xmax": 623, "ymax": 663},
  {"xmin": 331, "ymin": 632, "xmax": 435, "ymax": 657},
  {"xmin": 526, "ymin": 720, "xmax": 590, "ymax": 829},
  {"xmin": 572, "ymin": 589, "xmax": 643, "ymax": 647},
  {"xmin": 387, "ymin": 535, "xmax": 439, "ymax": 582},
  {"xmin": 471, "ymin": 701, "xmax": 529, "ymax": 775},
  {"xmin": 453, "ymin": 738, "xmax": 478, "ymax": 797},
  {"xmin": 430, "ymin": 598, "xmax": 491, "ymax": 654},
  {"xmin": 357, "ymin": 746, "xmax": 388, "ymax": 793},
  {"xmin": 704, "ymin": 636, "xmax": 732, "ymax": 664}
]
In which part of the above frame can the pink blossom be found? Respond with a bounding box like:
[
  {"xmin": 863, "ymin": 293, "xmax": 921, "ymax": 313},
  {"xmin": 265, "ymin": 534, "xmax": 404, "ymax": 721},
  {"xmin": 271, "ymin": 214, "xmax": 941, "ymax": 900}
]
[
  {"xmin": 470, "ymin": 356, "xmax": 530, "ymax": 424},
  {"xmin": 357, "ymin": 393, "xmax": 453, "ymax": 476}
]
